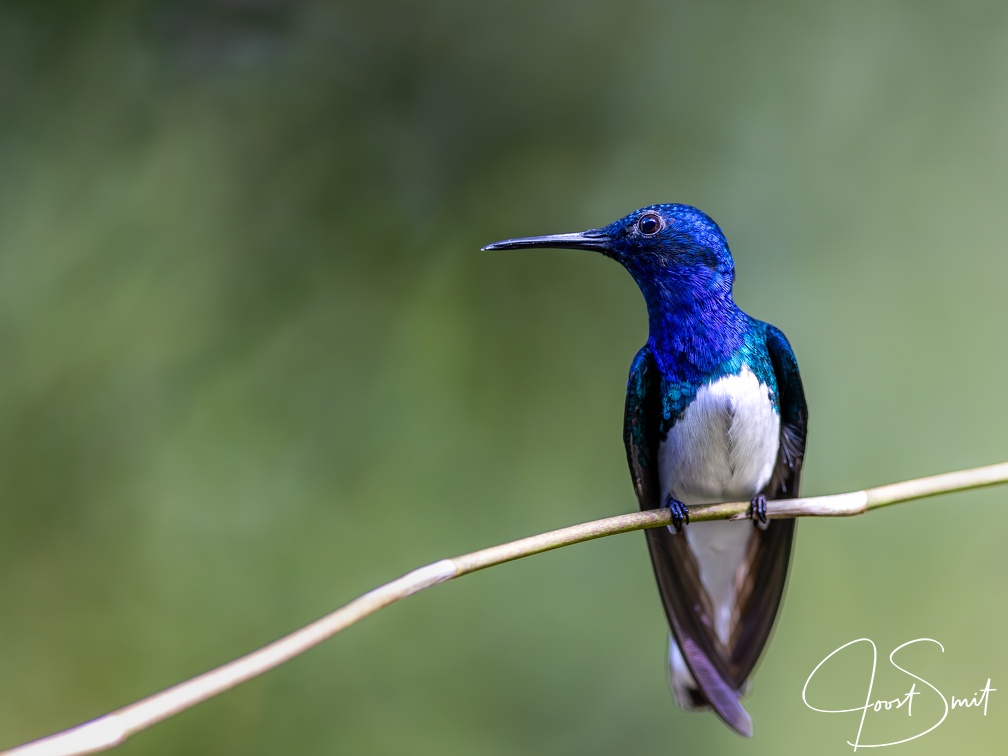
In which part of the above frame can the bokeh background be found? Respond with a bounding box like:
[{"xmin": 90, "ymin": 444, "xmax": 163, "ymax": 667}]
[{"xmin": 2, "ymin": 1, "xmax": 1007, "ymax": 754}]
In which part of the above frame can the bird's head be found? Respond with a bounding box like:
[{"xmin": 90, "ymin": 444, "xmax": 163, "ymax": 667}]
[{"xmin": 482, "ymin": 204, "xmax": 737, "ymax": 308}]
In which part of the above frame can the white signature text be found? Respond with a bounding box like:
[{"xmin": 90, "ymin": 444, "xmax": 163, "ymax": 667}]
[{"xmin": 802, "ymin": 638, "xmax": 994, "ymax": 750}]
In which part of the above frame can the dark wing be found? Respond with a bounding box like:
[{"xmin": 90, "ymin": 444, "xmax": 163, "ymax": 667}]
[
  {"xmin": 623, "ymin": 346, "xmax": 754, "ymax": 737},
  {"xmin": 726, "ymin": 324, "xmax": 808, "ymax": 684}
]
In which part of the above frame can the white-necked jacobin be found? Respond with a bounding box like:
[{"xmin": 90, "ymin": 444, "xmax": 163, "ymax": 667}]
[{"xmin": 483, "ymin": 203, "xmax": 808, "ymax": 737}]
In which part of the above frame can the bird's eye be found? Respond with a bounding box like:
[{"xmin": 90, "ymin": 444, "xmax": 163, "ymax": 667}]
[{"xmin": 637, "ymin": 214, "xmax": 661, "ymax": 235}]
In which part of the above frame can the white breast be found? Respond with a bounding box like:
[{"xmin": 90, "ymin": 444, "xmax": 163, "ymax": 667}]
[
  {"xmin": 657, "ymin": 365, "xmax": 780, "ymax": 506},
  {"xmin": 657, "ymin": 365, "xmax": 780, "ymax": 646}
]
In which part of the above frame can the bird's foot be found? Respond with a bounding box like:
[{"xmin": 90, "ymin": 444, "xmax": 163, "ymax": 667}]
[
  {"xmin": 748, "ymin": 494, "xmax": 769, "ymax": 530},
  {"xmin": 663, "ymin": 496, "xmax": 690, "ymax": 533}
]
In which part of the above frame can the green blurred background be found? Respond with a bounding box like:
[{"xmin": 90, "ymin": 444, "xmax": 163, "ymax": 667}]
[{"xmin": 2, "ymin": 1, "xmax": 1007, "ymax": 754}]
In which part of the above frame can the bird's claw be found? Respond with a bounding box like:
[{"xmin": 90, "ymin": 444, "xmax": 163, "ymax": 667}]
[
  {"xmin": 663, "ymin": 496, "xmax": 690, "ymax": 533},
  {"xmin": 749, "ymin": 494, "xmax": 769, "ymax": 529}
]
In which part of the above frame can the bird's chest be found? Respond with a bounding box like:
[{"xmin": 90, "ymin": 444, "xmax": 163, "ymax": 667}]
[{"xmin": 657, "ymin": 366, "xmax": 780, "ymax": 505}]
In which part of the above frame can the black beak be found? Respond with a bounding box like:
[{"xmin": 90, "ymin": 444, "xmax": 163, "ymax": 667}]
[{"xmin": 481, "ymin": 229, "xmax": 610, "ymax": 253}]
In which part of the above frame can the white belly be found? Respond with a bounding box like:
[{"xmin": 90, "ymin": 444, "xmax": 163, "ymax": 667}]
[{"xmin": 657, "ymin": 366, "xmax": 780, "ymax": 643}]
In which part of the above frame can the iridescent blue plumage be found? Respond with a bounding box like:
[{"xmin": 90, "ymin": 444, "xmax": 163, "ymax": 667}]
[
  {"xmin": 483, "ymin": 203, "xmax": 808, "ymax": 737},
  {"xmin": 598, "ymin": 206, "xmax": 777, "ymax": 426}
]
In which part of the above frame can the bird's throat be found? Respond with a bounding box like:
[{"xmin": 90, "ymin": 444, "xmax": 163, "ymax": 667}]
[{"xmin": 644, "ymin": 287, "xmax": 750, "ymax": 383}]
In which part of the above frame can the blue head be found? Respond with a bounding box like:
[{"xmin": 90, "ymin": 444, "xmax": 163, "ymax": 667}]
[{"xmin": 483, "ymin": 204, "xmax": 742, "ymax": 343}]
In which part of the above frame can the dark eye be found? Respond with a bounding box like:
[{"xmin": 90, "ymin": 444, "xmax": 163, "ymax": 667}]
[{"xmin": 637, "ymin": 213, "xmax": 661, "ymax": 235}]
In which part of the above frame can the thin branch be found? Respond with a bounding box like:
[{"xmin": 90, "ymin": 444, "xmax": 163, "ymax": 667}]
[{"xmin": 5, "ymin": 461, "xmax": 1008, "ymax": 756}]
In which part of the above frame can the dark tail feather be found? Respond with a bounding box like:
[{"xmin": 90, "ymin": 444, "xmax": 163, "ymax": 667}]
[
  {"xmin": 644, "ymin": 527, "xmax": 754, "ymax": 737},
  {"xmin": 728, "ymin": 518, "xmax": 796, "ymax": 684},
  {"xmin": 680, "ymin": 636, "xmax": 754, "ymax": 736}
]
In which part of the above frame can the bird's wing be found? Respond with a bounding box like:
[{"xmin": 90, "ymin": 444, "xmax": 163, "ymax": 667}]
[
  {"xmin": 623, "ymin": 346, "xmax": 754, "ymax": 737},
  {"xmin": 726, "ymin": 324, "xmax": 808, "ymax": 685}
]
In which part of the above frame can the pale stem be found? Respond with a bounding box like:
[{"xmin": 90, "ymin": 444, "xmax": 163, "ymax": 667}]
[{"xmin": 5, "ymin": 461, "xmax": 1008, "ymax": 756}]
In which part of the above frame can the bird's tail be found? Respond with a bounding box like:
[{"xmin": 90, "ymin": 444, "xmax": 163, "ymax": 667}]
[
  {"xmin": 644, "ymin": 527, "xmax": 755, "ymax": 737},
  {"xmin": 667, "ymin": 634, "xmax": 750, "ymax": 711}
]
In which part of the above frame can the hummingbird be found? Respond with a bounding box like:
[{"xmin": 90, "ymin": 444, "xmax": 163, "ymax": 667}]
[{"xmin": 483, "ymin": 204, "xmax": 807, "ymax": 736}]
